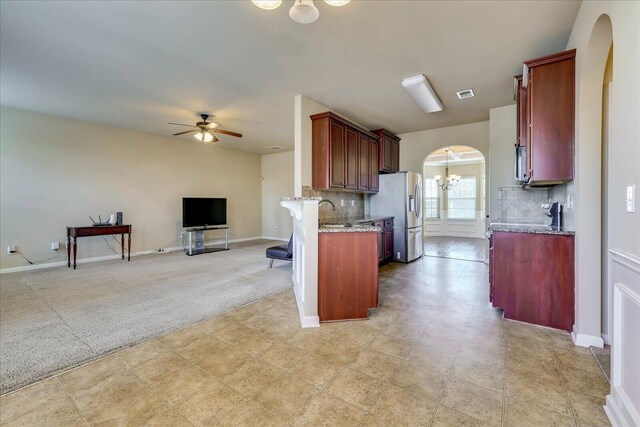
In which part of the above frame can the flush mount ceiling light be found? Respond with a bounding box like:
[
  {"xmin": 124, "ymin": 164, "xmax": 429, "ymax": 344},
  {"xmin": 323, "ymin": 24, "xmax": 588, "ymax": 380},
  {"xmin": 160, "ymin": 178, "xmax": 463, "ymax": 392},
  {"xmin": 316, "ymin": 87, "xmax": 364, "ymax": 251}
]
[
  {"xmin": 252, "ymin": 0, "xmax": 350, "ymax": 24},
  {"xmin": 456, "ymin": 89, "xmax": 475, "ymax": 100},
  {"xmin": 401, "ymin": 74, "xmax": 443, "ymax": 113}
]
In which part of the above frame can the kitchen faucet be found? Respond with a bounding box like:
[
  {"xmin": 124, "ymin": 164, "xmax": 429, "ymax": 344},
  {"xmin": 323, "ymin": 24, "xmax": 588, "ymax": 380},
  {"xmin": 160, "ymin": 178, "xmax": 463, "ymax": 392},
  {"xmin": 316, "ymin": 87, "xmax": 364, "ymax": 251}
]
[{"xmin": 318, "ymin": 200, "xmax": 336, "ymax": 210}]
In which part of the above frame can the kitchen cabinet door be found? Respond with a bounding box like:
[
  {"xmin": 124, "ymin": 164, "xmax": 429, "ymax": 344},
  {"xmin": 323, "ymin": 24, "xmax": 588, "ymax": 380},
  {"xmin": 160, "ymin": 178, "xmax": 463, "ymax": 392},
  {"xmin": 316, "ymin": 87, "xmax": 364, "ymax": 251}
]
[
  {"xmin": 384, "ymin": 229, "xmax": 394, "ymax": 260},
  {"xmin": 369, "ymin": 137, "xmax": 379, "ymax": 192},
  {"xmin": 377, "ymin": 231, "xmax": 384, "ymax": 262},
  {"xmin": 372, "ymin": 129, "xmax": 401, "ymax": 174},
  {"xmin": 345, "ymin": 127, "xmax": 359, "ymax": 190},
  {"xmin": 358, "ymin": 133, "xmax": 370, "ymax": 191},
  {"xmin": 329, "ymin": 120, "xmax": 346, "ymax": 188},
  {"xmin": 518, "ymin": 49, "xmax": 575, "ymax": 186},
  {"xmin": 492, "ymin": 231, "xmax": 574, "ymax": 331}
]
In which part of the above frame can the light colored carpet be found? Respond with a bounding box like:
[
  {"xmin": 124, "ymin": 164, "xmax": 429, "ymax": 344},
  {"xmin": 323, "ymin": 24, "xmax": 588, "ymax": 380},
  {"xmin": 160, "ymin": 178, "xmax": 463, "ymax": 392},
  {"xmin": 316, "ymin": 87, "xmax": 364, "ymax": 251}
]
[{"xmin": 0, "ymin": 240, "xmax": 293, "ymax": 394}]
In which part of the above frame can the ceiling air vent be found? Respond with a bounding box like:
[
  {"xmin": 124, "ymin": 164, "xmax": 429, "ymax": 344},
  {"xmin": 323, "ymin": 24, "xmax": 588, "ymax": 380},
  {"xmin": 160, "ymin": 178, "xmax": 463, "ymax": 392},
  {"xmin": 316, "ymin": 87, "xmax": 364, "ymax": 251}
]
[
  {"xmin": 456, "ymin": 89, "xmax": 475, "ymax": 100},
  {"xmin": 269, "ymin": 145, "xmax": 285, "ymax": 150}
]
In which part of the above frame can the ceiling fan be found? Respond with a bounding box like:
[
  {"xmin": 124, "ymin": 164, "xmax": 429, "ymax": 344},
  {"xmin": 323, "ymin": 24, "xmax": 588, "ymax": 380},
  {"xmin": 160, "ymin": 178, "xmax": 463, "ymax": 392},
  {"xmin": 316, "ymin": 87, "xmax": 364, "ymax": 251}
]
[{"xmin": 169, "ymin": 114, "xmax": 242, "ymax": 143}]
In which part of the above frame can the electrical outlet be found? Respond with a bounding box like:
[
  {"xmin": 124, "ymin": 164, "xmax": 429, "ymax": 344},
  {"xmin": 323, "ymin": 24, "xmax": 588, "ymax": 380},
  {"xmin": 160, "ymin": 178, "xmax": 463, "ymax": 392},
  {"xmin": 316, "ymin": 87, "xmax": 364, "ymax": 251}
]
[
  {"xmin": 51, "ymin": 242, "xmax": 60, "ymax": 251},
  {"xmin": 180, "ymin": 232, "xmax": 185, "ymax": 238},
  {"xmin": 340, "ymin": 199, "xmax": 344, "ymax": 207},
  {"xmin": 351, "ymin": 200, "xmax": 355, "ymax": 207},
  {"xmin": 7, "ymin": 245, "xmax": 16, "ymax": 254},
  {"xmin": 567, "ymin": 194, "xmax": 574, "ymax": 209}
]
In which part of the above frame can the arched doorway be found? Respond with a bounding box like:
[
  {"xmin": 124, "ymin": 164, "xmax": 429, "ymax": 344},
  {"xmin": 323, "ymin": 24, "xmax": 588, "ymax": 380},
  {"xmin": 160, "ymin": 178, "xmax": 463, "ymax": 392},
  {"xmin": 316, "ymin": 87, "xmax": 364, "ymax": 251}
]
[
  {"xmin": 573, "ymin": 14, "xmax": 613, "ymax": 350},
  {"xmin": 422, "ymin": 146, "xmax": 486, "ymax": 262}
]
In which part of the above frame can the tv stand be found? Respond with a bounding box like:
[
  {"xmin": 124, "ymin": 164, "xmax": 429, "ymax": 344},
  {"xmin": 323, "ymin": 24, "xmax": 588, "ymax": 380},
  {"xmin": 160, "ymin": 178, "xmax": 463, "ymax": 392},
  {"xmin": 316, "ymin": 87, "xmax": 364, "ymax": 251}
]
[{"xmin": 185, "ymin": 226, "xmax": 229, "ymax": 256}]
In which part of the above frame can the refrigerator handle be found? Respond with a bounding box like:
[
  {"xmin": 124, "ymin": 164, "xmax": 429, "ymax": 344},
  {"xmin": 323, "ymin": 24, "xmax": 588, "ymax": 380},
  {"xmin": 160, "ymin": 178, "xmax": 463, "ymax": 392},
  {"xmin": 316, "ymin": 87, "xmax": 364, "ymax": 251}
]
[
  {"xmin": 414, "ymin": 183, "xmax": 421, "ymax": 219},
  {"xmin": 409, "ymin": 195, "xmax": 415, "ymax": 212}
]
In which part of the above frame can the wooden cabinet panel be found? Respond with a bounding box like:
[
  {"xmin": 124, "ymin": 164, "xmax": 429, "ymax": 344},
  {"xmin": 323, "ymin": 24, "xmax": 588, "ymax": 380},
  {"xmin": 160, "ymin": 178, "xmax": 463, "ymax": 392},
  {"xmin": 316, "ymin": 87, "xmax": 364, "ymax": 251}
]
[
  {"xmin": 372, "ymin": 129, "xmax": 401, "ymax": 174},
  {"xmin": 318, "ymin": 232, "xmax": 379, "ymax": 321},
  {"xmin": 377, "ymin": 231, "xmax": 384, "ymax": 261},
  {"xmin": 358, "ymin": 133, "xmax": 369, "ymax": 191},
  {"xmin": 491, "ymin": 231, "xmax": 574, "ymax": 331},
  {"xmin": 329, "ymin": 120, "xmax": 345, "ymax": 188},
  {"xmin": 369, "ymin": 137, "xmax": 379, "ymax": 192},
  {"xmin": 345, "ymin": 127, "xmax": 359, "ymax": 189},
  {"xmin": 311, "ymin": 112, "xmax": 379, "ymax": 193},
  {"xmin": 528, "ymin": 57, "xmax": 574, "ymax": 183},
  {"xmin": 516, "ymin": 49, "xmax": 575, "ymax": 186},
  {"xmin": 384, "ymin": 229, "xmax": 394, "ymax": 260}
]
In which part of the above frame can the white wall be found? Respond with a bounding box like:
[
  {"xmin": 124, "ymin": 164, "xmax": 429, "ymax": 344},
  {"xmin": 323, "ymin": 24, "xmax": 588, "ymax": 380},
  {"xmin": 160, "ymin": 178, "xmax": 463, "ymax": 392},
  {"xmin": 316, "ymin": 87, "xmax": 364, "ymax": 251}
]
[
  {"xmin": 488, "ymin": 105, "xmax": 517, "ymax": 220},
  {"xmin": 0, "ymin": 106, "xmax": 262, "ymax": 271},
  {"xmin": 261, "ymin": 151, "xmax": 294, "ymax": 240},
  {"xmin": 566, "ymin": 2, "xmax": 640, "ymax": 424},
  {"xmin": 294, "ymin": 95, "xmax": 332, "ymax": 196}
]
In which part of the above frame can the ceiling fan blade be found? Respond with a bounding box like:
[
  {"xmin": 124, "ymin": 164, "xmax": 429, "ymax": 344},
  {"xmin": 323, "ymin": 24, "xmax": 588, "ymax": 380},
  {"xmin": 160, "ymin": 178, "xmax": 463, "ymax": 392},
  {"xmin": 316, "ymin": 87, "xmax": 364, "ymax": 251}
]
[
  {"xmin": 213, "ymin": 129, "xmax": 242, "ymax": 138},
  {"xmin": 173, "ymin": 130, "xmax": 197, "ymax": 136},
  {"xmin": 168, "ymin": 123, "xmax": 197, "ymax": 128}
]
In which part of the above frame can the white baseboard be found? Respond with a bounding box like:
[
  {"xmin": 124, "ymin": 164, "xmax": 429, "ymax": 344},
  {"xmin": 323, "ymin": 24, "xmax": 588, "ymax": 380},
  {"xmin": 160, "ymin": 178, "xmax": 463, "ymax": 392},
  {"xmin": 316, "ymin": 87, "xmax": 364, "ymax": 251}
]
[
  {"xmin": 0, "ymin": 236, "xmax": 263, "ymax": 275},
  {"xmin": 261, "ymin": 236, "xmax": 289, "ymax": 242},
  {"xmin": 606, "ymin": 387, "xmax": 640, "ymax": 427},
  {"xmin": 293, "ymin": 281, "xmax": 319, "ymax": 329},
  {"xmin": 572, "ymin": 331, "xmax": 605, "ymax": 348}
]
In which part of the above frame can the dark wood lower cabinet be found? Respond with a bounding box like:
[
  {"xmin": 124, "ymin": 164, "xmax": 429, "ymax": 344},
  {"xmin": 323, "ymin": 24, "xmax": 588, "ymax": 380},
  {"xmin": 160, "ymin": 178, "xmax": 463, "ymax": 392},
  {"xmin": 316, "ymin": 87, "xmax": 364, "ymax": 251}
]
[
  {"xmin": 372, "ymin": 219, "xmax": 394, "ymax": 264},
  {"xmin": 490, "ymin": 231, "xmax": 574, "ymax": 331},
  {"xmin": 318, "ymin": 232, "xmax": 379, "ymax": 321}
]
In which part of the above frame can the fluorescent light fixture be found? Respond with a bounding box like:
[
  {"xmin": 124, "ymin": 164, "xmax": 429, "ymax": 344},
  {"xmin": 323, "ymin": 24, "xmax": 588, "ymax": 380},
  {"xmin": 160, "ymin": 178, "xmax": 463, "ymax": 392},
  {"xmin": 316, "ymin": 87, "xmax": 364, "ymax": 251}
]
[{"xmin": 401, "ymin": 74, "xmax": 443, "ymax": 113}]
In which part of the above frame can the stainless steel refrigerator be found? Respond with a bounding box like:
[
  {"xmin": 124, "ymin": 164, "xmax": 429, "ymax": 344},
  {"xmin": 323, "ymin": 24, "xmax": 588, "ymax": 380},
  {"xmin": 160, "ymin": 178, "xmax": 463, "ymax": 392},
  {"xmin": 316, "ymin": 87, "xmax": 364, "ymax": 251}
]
[{"xmin": 368, "ymin": 171, "xmax": 423, "ymax": 263}]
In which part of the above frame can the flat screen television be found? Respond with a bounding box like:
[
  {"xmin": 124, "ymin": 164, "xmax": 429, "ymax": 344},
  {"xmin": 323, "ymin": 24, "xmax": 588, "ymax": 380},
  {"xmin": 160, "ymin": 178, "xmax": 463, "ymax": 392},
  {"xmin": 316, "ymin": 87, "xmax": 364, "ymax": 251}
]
[{"xmin": 182, "ymin": 197, "xmax": 227, "ymax": 228}]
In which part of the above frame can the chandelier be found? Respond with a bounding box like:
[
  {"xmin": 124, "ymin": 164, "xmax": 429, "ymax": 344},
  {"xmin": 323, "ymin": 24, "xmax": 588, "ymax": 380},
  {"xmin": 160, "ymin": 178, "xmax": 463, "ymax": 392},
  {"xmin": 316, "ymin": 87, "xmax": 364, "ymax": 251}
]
[
  {"xmin": 434, "ymin": 149, "xmax": 461, "ymax": 191},
  {"xmin": 251, "ymin": 0, "xmax": 351, "ymax": 24}
]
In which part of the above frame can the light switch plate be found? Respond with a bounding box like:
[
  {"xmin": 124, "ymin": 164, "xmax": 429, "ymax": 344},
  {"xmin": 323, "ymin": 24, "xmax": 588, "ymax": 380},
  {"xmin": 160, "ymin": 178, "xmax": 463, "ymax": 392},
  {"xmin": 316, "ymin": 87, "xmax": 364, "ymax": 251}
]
[{"xmin": 626, "ymin": 185, "xmax": 636, "ymax": 213}]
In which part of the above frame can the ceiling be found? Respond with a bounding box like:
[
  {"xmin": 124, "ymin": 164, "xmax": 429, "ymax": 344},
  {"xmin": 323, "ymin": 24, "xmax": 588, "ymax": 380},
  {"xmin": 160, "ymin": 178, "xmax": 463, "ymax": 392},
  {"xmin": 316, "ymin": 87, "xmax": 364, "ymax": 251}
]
[
  {"xmin": 0, "ymin": 1, "xmax": 581, "ymax": 154},
  {"xmin": 425, "ymin": 146, "xmax": 485, "ymax": 166}
]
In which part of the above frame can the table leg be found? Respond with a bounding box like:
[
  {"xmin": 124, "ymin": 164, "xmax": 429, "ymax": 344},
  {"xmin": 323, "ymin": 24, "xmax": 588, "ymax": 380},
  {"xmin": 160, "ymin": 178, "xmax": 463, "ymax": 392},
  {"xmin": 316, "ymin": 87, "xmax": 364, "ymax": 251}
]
[
  {"xmin": 128, "ymin": 233, "xmax": 131, "ymax": 261},
  {"xmin": 121, "ymin": 234, "xmax": 125, "ymax": 260},
  {"xmin": 73, "ymin": 237, "xmax": 77, "ymax": 270},
  {"xmin": 67, "ymin": 236, "xmax": 71, "ymax": 268}
]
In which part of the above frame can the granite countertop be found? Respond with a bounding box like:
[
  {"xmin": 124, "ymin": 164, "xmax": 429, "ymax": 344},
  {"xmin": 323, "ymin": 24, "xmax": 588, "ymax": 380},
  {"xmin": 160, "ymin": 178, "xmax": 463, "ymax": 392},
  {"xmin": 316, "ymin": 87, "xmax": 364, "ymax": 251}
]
[
  {"xmin": 318, "ymin": 216, "xmax": 392, "ymax": 233},
  {"xmin": 318, "ymin": 225, "xmax": 382, "ymax": 233},
  {"xmin": 488, "ymin": 222, "xmax": 575, "ymax": 236},
  {"xmin": 319, "ymin": 216, "xmax": 394, "ymax": 226}
]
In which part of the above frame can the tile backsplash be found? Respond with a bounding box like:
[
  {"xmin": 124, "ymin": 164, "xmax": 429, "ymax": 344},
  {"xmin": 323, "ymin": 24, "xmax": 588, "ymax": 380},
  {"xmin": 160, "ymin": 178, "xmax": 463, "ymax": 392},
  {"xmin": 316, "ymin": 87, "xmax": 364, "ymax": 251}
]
[
  {"xmin": 497, "ymin": 187, "xmax": 550, "ymax": 224},
  {"xmin": 302, "ymin": 186, "xmax": 364, "ymax": 221}
]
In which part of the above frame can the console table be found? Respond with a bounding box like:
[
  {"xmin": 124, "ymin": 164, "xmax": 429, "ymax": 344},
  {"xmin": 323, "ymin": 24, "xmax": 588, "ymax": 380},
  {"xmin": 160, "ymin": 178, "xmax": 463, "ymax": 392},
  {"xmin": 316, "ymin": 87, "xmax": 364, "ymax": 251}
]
[
  {"xmin": 185, "ymin": 226, "xmax": 229, "ymax": 256},
  {"xmin": 67, "ymin": 225, "xmax": 131, "ymax": 269}
]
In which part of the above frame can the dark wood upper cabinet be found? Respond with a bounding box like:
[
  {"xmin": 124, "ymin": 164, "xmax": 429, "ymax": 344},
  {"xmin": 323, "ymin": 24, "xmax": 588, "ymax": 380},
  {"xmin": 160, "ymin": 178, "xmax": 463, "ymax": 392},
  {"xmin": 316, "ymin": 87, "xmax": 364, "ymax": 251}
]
[
  {"xmin": 369, "ymin": 137, "xmax": 379, "ymax": 191},
  {"xmin": 345, "ymin": 127, "xmax": 359, "ymax": 190},
  {"xmin": 372, "ymin": 129, "xmax": 400, "ymax": 174},
  {"xmin": 311, "ymin": 112, "xmax": 379, "ymax": 193},
  {"xmin": 358, "ymin": 133, "xmax": 370, "ymax": 191},
  {"xmin": 329, "ymin": 121, "xmax": 345, "ymax": 187},
  {"xmin": 517, "ymin": 49, "xmax": 575, "ymax": 186}
]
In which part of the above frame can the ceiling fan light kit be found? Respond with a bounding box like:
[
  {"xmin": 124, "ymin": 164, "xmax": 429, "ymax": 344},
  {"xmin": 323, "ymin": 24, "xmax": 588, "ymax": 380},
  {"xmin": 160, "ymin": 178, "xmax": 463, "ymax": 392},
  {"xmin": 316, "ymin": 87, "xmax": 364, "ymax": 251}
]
[
  {"xmin": 252, "ymin": 0, "xmax": 350, "ymax": 24},
  {"xmin": 251, "ymin": 0, "xmax": 283, "ymax": 10},
  {"xmin": 169, "ymin": 114, "xmax": 241, "ymax": 145},
  {"xmin": 290, "ymin": 0, "xmax": 319, "ymax": 24}
]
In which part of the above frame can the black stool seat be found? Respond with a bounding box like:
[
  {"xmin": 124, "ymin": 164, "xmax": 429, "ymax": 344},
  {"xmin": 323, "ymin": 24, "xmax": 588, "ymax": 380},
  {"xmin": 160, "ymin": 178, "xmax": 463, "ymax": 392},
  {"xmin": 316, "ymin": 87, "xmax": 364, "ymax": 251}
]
[{"xmin": 266, "ymin": 235, "xmax": 293, "ymax": 268}]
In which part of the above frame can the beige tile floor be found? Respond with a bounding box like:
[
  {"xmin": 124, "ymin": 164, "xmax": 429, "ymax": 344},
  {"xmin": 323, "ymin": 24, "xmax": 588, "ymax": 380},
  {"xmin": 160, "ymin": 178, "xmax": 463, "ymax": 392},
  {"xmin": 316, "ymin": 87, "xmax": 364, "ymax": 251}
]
[{"xmin": 0, "ymin": 257, "xmax": 611, "ymax": 426}]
